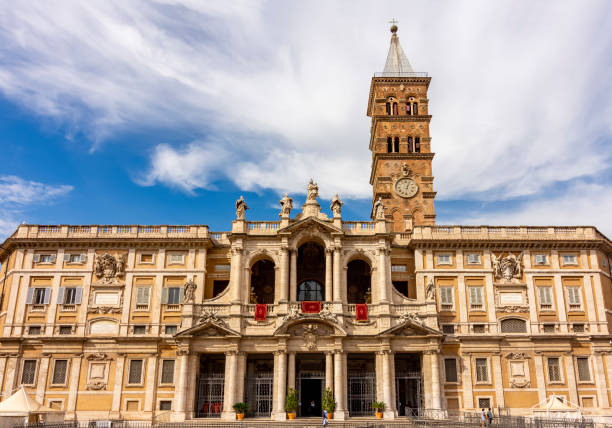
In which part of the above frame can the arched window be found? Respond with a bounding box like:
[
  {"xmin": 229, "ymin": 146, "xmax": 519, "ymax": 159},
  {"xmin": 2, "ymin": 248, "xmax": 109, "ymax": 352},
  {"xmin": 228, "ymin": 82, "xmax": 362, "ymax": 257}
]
[
  {"xmin": 406, "ymin": 103, "xmax": 411, "ymax": 115},
  {"xmin": 347, "ymin": 260, "xmax": 371, "ymax": 304},
  {"xmin": 500, "ymin": 318, "xmax": 527, "ymax": 333},
  {"xmin": 297, "ymin": 280, "xmax": 323, "ymax": 301},
  {"xmin": 414, "ymin": 137, "xmax": 420, "ymax": 153},
  {"xmin": 407, "ymin": 137, "xmax": 413, "ymax": 153},
  {"xmin": 392, "ymin": 103, "xmax": 398, "ymax": 115},
  {"xmin": 413, "ymin": 102, "xmax": 418, "ymax": 115},
  {"xmin": 387, "ymin": 137, "xmax": 393, "ymax": 153},
  {"xmin": 394, "ymin": 137, "xmax": 400, "ymax": 153},
  {"xmin": 250, "ymin": 259, "xmax": 275, "ymax": 304},
  {"xmin": 385, "ymin": 102, "xmax": 391, "ymax": 115}
]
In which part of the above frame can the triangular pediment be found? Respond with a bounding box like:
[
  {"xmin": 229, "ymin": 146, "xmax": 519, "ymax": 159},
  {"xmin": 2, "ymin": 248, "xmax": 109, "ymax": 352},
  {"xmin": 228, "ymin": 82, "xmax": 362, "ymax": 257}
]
[
  {"xmin": 279, "ymin": 216, "xmax": 343, "ymax": 235},
  {"xmin": 378, "ymin": 317, "xmax": 442, "ymax": 337},
  {"xmin": 175, "ymin": 321, "xmax": 240, "ymax": 338}
]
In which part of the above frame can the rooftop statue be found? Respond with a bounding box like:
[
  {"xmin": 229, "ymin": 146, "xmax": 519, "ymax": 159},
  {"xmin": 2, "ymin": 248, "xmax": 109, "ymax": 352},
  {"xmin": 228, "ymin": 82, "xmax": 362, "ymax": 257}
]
[
  {"xmin": 373, "ymin": 197, "xmax": 385, "ymax": 220},
  {"xmin": 279, "ymin": 193, "xmax": 293, "ymax": 217},
  {"xmin": 306, "ymin": 179, "xmax": 319, "ymax": 201},
  {"xmin": 235, "ymin": 195, "xmax": 249, "ymax": 220},
  {"xmin": 330, "ymin": 194, "xmax": 343, "ymax": 217}
]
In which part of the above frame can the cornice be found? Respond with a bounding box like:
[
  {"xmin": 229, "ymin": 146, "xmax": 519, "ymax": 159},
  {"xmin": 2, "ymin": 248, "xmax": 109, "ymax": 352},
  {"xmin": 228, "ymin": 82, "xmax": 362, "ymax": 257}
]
[{"xmin": 370, "ymin": 153, "xmax": 436, "ymax": 184}]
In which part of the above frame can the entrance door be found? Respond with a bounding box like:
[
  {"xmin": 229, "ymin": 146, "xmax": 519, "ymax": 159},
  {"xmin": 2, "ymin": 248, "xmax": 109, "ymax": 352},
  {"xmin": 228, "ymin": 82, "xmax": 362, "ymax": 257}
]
[{"xmin": 300, "ymin": 379, "xmax": 322, "ymax": 417}]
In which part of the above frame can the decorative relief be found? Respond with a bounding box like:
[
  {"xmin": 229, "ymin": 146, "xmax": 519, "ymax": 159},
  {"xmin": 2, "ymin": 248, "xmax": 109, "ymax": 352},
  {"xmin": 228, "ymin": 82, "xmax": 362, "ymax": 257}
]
[
  {"xmin": 506, "ymin": 352, "xmax": 531, "ymax": 388},
  {"xmin": 288, "ymin": 323, "xmax": 334, "ymax": 350},
  {"xmin": 86, "ymin": 381, "xmax": 107, "ymax": 391},
  {"xmin": 492, "ymin": 252, "xmax": 524, "ymax": 283},
  {"xmin": 399, "ymin": 312, "xmax": 424, "ymax": 326},
  {"xmin": 94, "ymin": 253, "xmax": 125, "ymax": 286},
  {"xmin": 86, "ymin": 353, "xmax": 111, "ymax": 361},
  {"xmin": 496, "ymin": 305, "xmax": 529, "ymax": 313},
  {"xmin": 198, "ymin": 310, "xmax": 227, "ymax": 327}
]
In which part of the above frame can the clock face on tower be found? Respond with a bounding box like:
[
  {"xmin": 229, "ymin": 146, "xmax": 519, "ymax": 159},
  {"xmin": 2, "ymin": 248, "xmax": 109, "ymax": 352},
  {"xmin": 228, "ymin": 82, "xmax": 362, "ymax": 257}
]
[{"xmin": 395, "ymin": 177, "xmax": 418, "ymax": 198}]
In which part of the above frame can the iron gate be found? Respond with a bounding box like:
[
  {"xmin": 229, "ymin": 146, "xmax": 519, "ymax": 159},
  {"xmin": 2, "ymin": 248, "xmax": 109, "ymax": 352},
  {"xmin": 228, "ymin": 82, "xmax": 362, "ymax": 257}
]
[
  {"xmin": 195, "ymin": 373, "xmax": 224, "ymax": 418},
  {"xmin": 395, "ymin": 371, "xmax": 423, "ymax": 416},
  {"xmin": 246, "ymin": 371, "xmax": 273, "ymax": 417},
  {"xmin": 348, "ymin": 372, "xmax": 376, "ymax": 417}
]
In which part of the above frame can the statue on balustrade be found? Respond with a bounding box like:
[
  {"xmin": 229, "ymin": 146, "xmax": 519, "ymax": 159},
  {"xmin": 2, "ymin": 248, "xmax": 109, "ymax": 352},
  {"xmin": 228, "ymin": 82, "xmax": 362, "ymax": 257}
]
[
  {"xmin": 279, "ymin": 193, "xmax": 293, "ymax": 217},
  {"xmin": 235, "ymin": 195, "xmax": 249, "ymax": 220},
  {"xmin": 330, "ymin": 194, "xmax": 343, "ymax": 217}
]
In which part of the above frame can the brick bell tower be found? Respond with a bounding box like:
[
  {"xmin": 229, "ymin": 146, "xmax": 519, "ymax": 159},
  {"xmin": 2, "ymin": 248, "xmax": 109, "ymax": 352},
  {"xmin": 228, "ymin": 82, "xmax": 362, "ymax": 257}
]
[{"xmin": 367, "ymin": 23, "xmax": 436, "ymax": 231}]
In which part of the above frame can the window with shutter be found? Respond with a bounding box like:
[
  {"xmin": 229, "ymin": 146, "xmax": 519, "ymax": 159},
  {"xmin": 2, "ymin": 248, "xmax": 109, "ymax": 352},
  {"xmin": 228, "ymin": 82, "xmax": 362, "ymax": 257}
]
[
  {"xmin": 444, "ymin": 358, "xmax": 458, "ymax": 382},
  {"xmin": 538, "ymin": 287, "xmax": 553, "ymax": 310},
  {"xmin": 576, "ymin": 358, "xmax": 591, "ymax": 382},
  {"xmin": 547, "ymin": 358, "xmax": 561, "ymax": 382},
  {"xmin": 21, "ymin": 360, "xmax": 37, "ymax": 385},
  {"xmin": 128, "ymin": 360, "xmax": 143, "ymax": 384},
  {"xmin": 436, "ymin": 254, "xmax": 452, "ymax": 265},
  {"xmin": 33, "ymin": 254, "xmax": 41, "ymax": 263},
  {"xmin": 33, "ymin": 288, "xmax": 47, "ymax": 305},
  {"xmin": 561, "ymin": 255, "xmax": 578, "ymax": 265},
  {"xmin": 440, "ymin": 287, "xmax": 454, "ymax": 310},
  {"xmin": 466, "ymin": 253, "xmax": 481, "ymax": 264},
  {"xmin": 567, "ymin": 287, "xmax": 582, "ymax": 310},
  {"xmin": 469, "ymin": 287, "xmax": 484, "ymax": 310},
  {"xmin": 534, "ymin": 254, "xmax": 548, "ymax": 265},
  {"xmin": 168, "ymin": 253, "xmax": 185, "ymax": 264},
  {"xmin": 167, "ymin": 287, "xmax": 181, "ymax": 305},
  {"xmin": 135, "ymin": 287, "xmax": 151, "ymax": 310},
  {"xmin": 475, "ymin": 358, "xmax": 489, "ymax": 382},
  {"xmin": 64, "ymin": 287, "xmax": 78, "ymax": 304},
  {"xmin": 52, "ymin": 360, "xmax": 68, "ymax": 385},
  {"xmin": 161, "ymin": 360, "xmax": 175, "ymax": 384}
]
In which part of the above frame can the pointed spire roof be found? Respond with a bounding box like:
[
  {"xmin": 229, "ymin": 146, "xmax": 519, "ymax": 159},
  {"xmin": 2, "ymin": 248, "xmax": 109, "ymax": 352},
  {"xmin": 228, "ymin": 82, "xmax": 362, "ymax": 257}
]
[{"xmin": 383, "ymin": 24, "xmax": 414, "ymax": 74}]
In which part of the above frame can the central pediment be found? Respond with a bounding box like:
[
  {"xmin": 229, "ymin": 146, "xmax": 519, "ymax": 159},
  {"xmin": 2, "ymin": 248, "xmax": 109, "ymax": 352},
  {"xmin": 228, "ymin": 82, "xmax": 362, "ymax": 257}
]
[{"xmin": 279, "ymin": 216, "xmax": 343, "ymax": 235}]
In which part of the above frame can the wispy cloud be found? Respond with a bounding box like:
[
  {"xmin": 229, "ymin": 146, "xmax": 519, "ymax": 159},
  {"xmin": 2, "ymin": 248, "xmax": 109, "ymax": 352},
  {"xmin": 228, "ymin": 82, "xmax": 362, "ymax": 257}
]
[
  {"xmin": 0, "ymin": 1, "xmax": 610, "ymax": 221},
  {"xmin": 0, "ymin": 176, "xmax": 73, "ymax": 237}
]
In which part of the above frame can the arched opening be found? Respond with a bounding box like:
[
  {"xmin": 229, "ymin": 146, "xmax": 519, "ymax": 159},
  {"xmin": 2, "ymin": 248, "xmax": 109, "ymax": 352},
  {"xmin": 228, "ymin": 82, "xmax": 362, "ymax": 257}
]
[
  {"xmin": 297, "ymin": 242, "xmax": 325, "ymax": 301},
  {"xmin": 407, "ymin": 136, "xmax": 413, "ymax": 153},
  {"xmin": 413, "ymin": 102, "xmax": 418, "ymax": 115},
  {"xmin": 414, "ymin": 137, "xmax": 421, "ymax": 153},
  {"xmin": 392, "ymin": 102, "xmax": 398, "ymax": 115},
  {"xmin": 387, "ymin": 137, "xmax": 393, "ymax": 153},
  {"xmin": 250, "ymin": 259, "xmax": 275, "ymax": 304},
  {"xmin": 347, "ymin": 260, "xmax": 371, "ymax": 304},
  {"xmin": 385, "ymin": 102, "xmax": 391, "ymax": 115},
  {"xmin": 406, "ymin": 103, "xmax": 411, "ymax": 115},
  {"xmin": 394, "ymin": 137, "xmax": 400, "ymax": 153}
]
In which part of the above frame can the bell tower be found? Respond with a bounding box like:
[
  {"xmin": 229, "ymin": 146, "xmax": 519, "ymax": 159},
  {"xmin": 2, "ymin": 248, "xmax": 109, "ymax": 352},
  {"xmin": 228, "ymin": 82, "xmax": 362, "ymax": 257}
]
[{"xmin": 367, "ymin": 23, "xmax": 436, "ymax": 231}]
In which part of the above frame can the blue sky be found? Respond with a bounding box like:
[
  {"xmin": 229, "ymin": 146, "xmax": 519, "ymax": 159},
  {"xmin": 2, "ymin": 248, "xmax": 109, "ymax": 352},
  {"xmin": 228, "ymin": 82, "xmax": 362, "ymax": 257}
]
[{"xmin": 0, "ymin": 0, "xmax": 611, "ymax": 238}]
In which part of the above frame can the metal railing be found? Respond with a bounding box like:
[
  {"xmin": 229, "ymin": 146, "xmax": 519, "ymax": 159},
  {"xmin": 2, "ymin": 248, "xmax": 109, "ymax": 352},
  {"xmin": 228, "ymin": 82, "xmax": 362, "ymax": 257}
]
[{"xmin": 373, "ymin": 72, "xmax": 429, "ymax": 78}]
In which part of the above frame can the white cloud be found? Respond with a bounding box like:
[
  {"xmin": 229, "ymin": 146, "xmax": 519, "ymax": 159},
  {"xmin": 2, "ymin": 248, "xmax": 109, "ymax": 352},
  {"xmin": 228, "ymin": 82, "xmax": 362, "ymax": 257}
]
[
  {"xmin": 0, "ymin": 176, "xmax": 73, "ymax": 237},
  {"xmin": 0, "ymin": 1, "xmax": 610, "ymax": 218}
]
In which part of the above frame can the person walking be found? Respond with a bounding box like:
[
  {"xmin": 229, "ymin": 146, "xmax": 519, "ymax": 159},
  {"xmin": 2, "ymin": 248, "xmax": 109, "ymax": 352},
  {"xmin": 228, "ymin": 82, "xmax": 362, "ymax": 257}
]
[
  {"xmin": 487, "ymin": 408, "xmax": 494, "ymax": 426},
  {"xmin": 322, "ymin": 409, "xmax": 329, "ymax": 426},
  {"xmin": 481, "ymin": 408, "xmax": 486, "ymax": 427}
]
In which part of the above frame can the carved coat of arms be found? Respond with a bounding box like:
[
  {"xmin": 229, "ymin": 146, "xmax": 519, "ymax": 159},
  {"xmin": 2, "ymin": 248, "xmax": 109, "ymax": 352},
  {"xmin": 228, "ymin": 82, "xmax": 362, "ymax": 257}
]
[
  {"xmin": 94, "ymin": 253, "xmax": 126, "ymax": 285},
  {"xmin": 492, "ymin": 252, "xmax": 523, "ymax": 282}
]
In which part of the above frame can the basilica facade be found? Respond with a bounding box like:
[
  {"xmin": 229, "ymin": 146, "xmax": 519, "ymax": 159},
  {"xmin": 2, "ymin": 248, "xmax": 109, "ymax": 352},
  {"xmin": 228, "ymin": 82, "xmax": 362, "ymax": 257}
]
[{"xmin": 1, "ymin": 25, "xmax": 612, "ymax": 424}]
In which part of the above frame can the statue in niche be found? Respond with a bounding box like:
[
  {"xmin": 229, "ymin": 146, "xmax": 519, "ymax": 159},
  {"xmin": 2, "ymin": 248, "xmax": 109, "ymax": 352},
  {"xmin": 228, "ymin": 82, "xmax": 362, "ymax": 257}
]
[
  {"xmin": 306, "ymin": 179, "xmax": 319, "ymax": 201},
  {"xmin": 401, "ymin": 163, "xmax": 410, "ymax": 176},
  {"xmin": 492, "ymin": 252, "xmax": 523, "ymax": 282},
  {"xmin": 425, "ymin": 279, "xmax": 436, "ymax": 301},
  {"xmin": 373, "ymin": 197, "xmax": 385, "ymax": 220},
  {"xmin": 330, "ymin": 194, "xmax": 343, "ymax": 217},
  {"xmin": 279, "ymin": 193, "xmax": 293, "ymax": 217},
  {"xmin": 235, "ymin": 195, "xmax": 249, "ymax": 220},
  {"xmin": 183, "ymin": 279, "xmax": 196, "ymax": 303}
]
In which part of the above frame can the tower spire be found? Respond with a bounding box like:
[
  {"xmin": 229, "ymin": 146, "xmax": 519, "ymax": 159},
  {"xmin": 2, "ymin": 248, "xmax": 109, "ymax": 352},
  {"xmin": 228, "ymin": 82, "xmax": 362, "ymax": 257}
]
[{"xmin": 383, "ymin": 22, "xmax": 414, "ymax": 74}]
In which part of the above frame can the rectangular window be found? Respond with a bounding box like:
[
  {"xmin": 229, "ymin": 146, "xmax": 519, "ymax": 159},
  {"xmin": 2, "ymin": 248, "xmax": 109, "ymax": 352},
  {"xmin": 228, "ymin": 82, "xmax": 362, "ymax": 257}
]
[
  {"xmin": 35, "ymin": 254, "xmax": 56, "ymax": 264},
  {"xmin": 466, "ymin": 253, "xmax": 481, "ymax": 264},
  {"xmin": 444, "ymin": 358, "xmax": 458, "ymax": 382},
  {"xmin": 543, "ymin": 324, "xmax": 556, "ymax": 333},
  {"xmin": 538, "ymin": 287, "xmax": 553, "ymax": 310},
  {"xmin": 159, "ymin": 400, "xmax": 172, "ymax": 411},
  {"xmin": 439, "ymin": 286, "xmax": 454, "ymax": 310},
  {"xmin": 139, "ymin": 253, "xmax": 154, "ymax": 264},
  {"xmin": 64, "ymin": 253, "xmax": 86, "ymax": 264},
  {"xmin": 29, "ymin": 287, "xmax": 51, "ymax": 305},
  {"xmin": 126, "ymin": 400, "xmax": 139, "ymax": 411},
  {"xmin": 561, "ymin": 255, "xmax": 578, "ymax": 266},
  {"xmin": 21, "ymin": 360, "xmax": 37, "ymax": 385},
  {"xmin": 168, "ymin": 253, "xmax": 185, "ymax": 264},
  {"xmin": 133, "ymin": 325, "xmax": 146, "ymax": 335},
  {"xmin": 51, "ymin": 360, "xmax": 68, "ymax": 385},
  {"xmin": 442, "ymin": 324, "xmax": 455, "ymax": 335},
  {"xmin": 478, "ymin": 398, "xmax": 491, "ymax": 409},
  {"xmin": 62, "ymin": 287, "xmax": 82, "ymax": 305},
  {"xmin": 534, "ymin": 254, "xmax": 548, "ymax": 265},
  {"xmin": 128, "ymin": 360, "xmax": 144, "ymax": 385},
  {"xmin": 573, "ymin": 324, "xmax": 585, "ymax": 333},
  {"xmin": 163, "ymin": 287, "xmax": 182, "ymax": 305},
  {"xmin": 475, "ymin": 358, "xmax": 489, "ymax": 382},
  {"xmin": 576, "ymin": 357, "xmax": 591, "ymax": 382},
  {"xmin": 164, "ymin": 325, "xmax": 177, "ymax": 335},
  {"xmin": 469, "ymin": 286, "xmax": 484, "ymax": 310},
  {"xmin": 59, "ymin": 326, "xmax": 73, "ymax": 335},
  {"xmin": 135, "ymin": 287, "xmax": 151, "ymax": 310},
  {"xmin": 391, "ymin": 264, "xmax": 407, "ymax": 272},
  {"xmin": 436, "ymin": 254, "xmax": 452, "ymax": 265},
  {"xmin": 161, "ymin": 360, "xmax": 175, "ymax": 384},
  {"xmin": 215, "ymin": 264, "xmax": 230, "ymax": 272},
  {"xmin": 547, "ymin": 357, "xmax": 561, "ymax": 382},
  {"xmin": 28, "ymin": 325, "xmax": 42, "ymax": 335},
  {"xmin": 473, "ymin": 324, "xmax": 486, "ymax": 334},
  {"xmin": 567, "ymin": 286, "xmax": 582, "ymax": 310}
]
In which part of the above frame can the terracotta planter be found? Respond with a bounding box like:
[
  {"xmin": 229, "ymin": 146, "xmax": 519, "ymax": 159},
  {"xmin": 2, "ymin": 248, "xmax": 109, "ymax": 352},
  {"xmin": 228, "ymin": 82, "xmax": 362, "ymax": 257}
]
[
  {"xmin": 236, "ymin": 413, "xmax": 244, "ymax": 420},
  {"xmin": 327, "ymin": 413, "xmax": 334, "ymax": 420},
  {"xmin": 376, "ymin": 411, "xmax": 383, "ymax": 419},
  {"xmin": 287, "ymin": 412, "xmax": 296, "ymax": 420}
]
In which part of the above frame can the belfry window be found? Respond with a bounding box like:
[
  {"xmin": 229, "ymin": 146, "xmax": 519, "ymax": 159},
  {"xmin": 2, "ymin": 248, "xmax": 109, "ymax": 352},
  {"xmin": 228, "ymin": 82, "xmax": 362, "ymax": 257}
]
[
  {"xmin": 385, "ymin": 102, "xmax": 391, "ymax": 115},
  {"xmin": 414, "ymin": 137, "xmax": 421, "ymax": 153},
  {"xmin": 406, "ymin": 103, "xmax": 411, "ymax": 115},
  {"xmin": 407, "ymin": 137, "xmax": 413, "ymax": 153},
  {"xmin": 394, "ymin": 137, "xmax": 399, "ymax": 152},
  {"xmin": 392, "ymin": 102, "xmax": 398, "ymax": 115},
  {"xmin": 387, "ymin": 137, "xmax": 393, "ymax": 153},
  {"xmin": 413, "ymin": 102, "xmax": 418, "ymax": 115}
]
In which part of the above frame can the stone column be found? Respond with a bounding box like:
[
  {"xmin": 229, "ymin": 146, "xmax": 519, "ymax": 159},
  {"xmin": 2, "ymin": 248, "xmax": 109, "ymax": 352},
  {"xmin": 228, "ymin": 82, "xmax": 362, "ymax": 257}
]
[
  {"xmin": 325, "ymin": 250, "xmax": 333, "ymax": 302},
  {"xmin": 230, "ymin": 247, "xmax": 243, "ymax": 303},
  {"xmin": 172, "ymin": 348, "xmax": 190, "ymax": 421},
  {"xmin": 553, "ymin": 274, "xmax": 568, "ymax": 333},
  {"xmin": 533, "ymin": 353, "xmax": 547, "ymax": 404},
  {"xmin": 66, "ymin": 355, "xmax": 82, "ymax": 416},
  {"xmin": 272, "ymin": 351, "xmax": 287, "ymax": 421},
  {"xmin": 236, "ymin": 352, "xmax": 246, "ymax": 403},
  {"xmin": 593, "ymin": 353, "xmax": 609, "ymax": 408},
  {"xmin": 186, "ymin": 353, "xmax": 199, "ymax": 418},
  {"xmin": 325, "ymin": 352, "xmax": 333, "ymax": 390},
  {"xmin": 3, "ymin": 356, "xmax": 18, "ymax": 395},
  {"xmin": 378, "ymin": 247, "xmax": 389, "ymax": 302},
  {"xmin": 333, "ymin": 351, "xmax": 347, "ymax": 419},
  {"xmin": 428, "ymin": 351, "xmax": 441, "ymax": 410},
  {"xmin": 460, "ymin": 354, "xmax": 474, "ymax": 410},
  {"xmin": 457, "ymin": 274, "xmax": 468, "ymax": 334},
  {"xmin": 564, "ymin": 353, "xmax": 579, "ymax": 405},
  {"xmin": 288, "ymin": 352, "xmax": 296, "ymax": 390},
  {"xmin": 144, "ymin": 354, "xmax": 158, "ymax": 413},
  {"xmin": 279, "ymin": 247, "xmax": 289, "ymax": 302},
  {"xmin": 380, "ymin": 351, "xmax": 395, "ymax": 418},
  {"xmin": 111, "ymin": 355, "xmax": 126, "ymax": 414},
  {"xmin": 0, "ymin": 356, "xmax": 6, "ymax": 397},
  {"xmin": 333, "ymin": 248, "xmax": 342, "ymax": 302},
  {"xmin": 221, "ymin": 351, "xmax": 238, "ymax": 420},
  {"xmin": 36, "ymin": 354, "xmax": 51, "ymax": 403},
  {"xmin": 290, "ymin": 250, "xmax": 297, "ymax": 302},
  {"xmin": 492, "ymin": 354, "xmax": 505, "ymax": 408}
]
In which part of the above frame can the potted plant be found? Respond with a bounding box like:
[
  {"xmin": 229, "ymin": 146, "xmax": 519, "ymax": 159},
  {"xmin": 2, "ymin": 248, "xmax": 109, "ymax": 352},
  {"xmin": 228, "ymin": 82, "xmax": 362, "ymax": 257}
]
[
  {"xmin": 232, "ymin": 402, "xmax": 248, "ymax": 420},
  {"xmin": 285, "ymin": 388, "xmax": 298, "ymax": 420},
  {"xmin": 322, "ymin": 387, "xmax": 336, "ymax": 419},
  {"xmin": 372, "ymin": 401, "xmax": 385, "ymax": 419}
]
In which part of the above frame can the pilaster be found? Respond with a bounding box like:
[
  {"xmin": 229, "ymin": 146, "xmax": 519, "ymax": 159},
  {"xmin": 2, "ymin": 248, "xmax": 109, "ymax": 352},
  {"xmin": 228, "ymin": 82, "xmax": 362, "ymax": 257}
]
[
  {"xmin": 66, "ymin": 355, "xmax": 82, "ymax": 417},
  {"xmin": 36, "ymin": 354, "xmax": 50, "ymax": 403}
]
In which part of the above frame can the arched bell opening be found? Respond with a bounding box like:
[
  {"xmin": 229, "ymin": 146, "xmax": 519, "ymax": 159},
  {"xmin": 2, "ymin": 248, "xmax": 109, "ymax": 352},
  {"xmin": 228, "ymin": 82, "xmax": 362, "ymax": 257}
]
[{"xmin": 346, "ymin": 259, "xmax": 371, "ymax": 304}]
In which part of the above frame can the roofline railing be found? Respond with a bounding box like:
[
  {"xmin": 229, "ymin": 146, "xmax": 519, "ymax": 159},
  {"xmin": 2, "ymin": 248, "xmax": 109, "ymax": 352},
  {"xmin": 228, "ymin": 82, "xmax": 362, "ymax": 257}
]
[{"xmin": 374, "ymin": 72, "xmax": 429, "ymax": 78}]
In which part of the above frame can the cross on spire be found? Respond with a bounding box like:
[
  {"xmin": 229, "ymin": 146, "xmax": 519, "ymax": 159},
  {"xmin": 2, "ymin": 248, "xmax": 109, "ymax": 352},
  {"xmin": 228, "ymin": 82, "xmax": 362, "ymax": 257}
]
[
  {"xmin": 389, "ymin": 18, "xmax": 398, "ymax": 25},
  {"xmin": 389, "ymin": 18, "xmax": 399, "ymax": 33}
]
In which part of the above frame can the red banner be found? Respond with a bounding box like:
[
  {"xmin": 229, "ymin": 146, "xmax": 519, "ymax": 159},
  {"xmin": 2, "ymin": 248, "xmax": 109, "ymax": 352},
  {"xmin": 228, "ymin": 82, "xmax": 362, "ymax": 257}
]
[
  {"xmin": 355, "ymin": 304, "xmax": 368, "ymax": 321},
  {"xmin": 254, "ymin": 304, "xmax": 267, "ymax": 321},
  {"xmin": 301, "ymin": 301, "xmax": 322, "ymax": 313}
]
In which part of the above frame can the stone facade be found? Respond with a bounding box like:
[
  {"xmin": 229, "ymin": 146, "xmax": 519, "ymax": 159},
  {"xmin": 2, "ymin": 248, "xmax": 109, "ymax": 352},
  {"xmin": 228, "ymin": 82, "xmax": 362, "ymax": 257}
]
[{"xmin": 0, "ymin": 25, "xmax": 612, "ymax": 424}]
